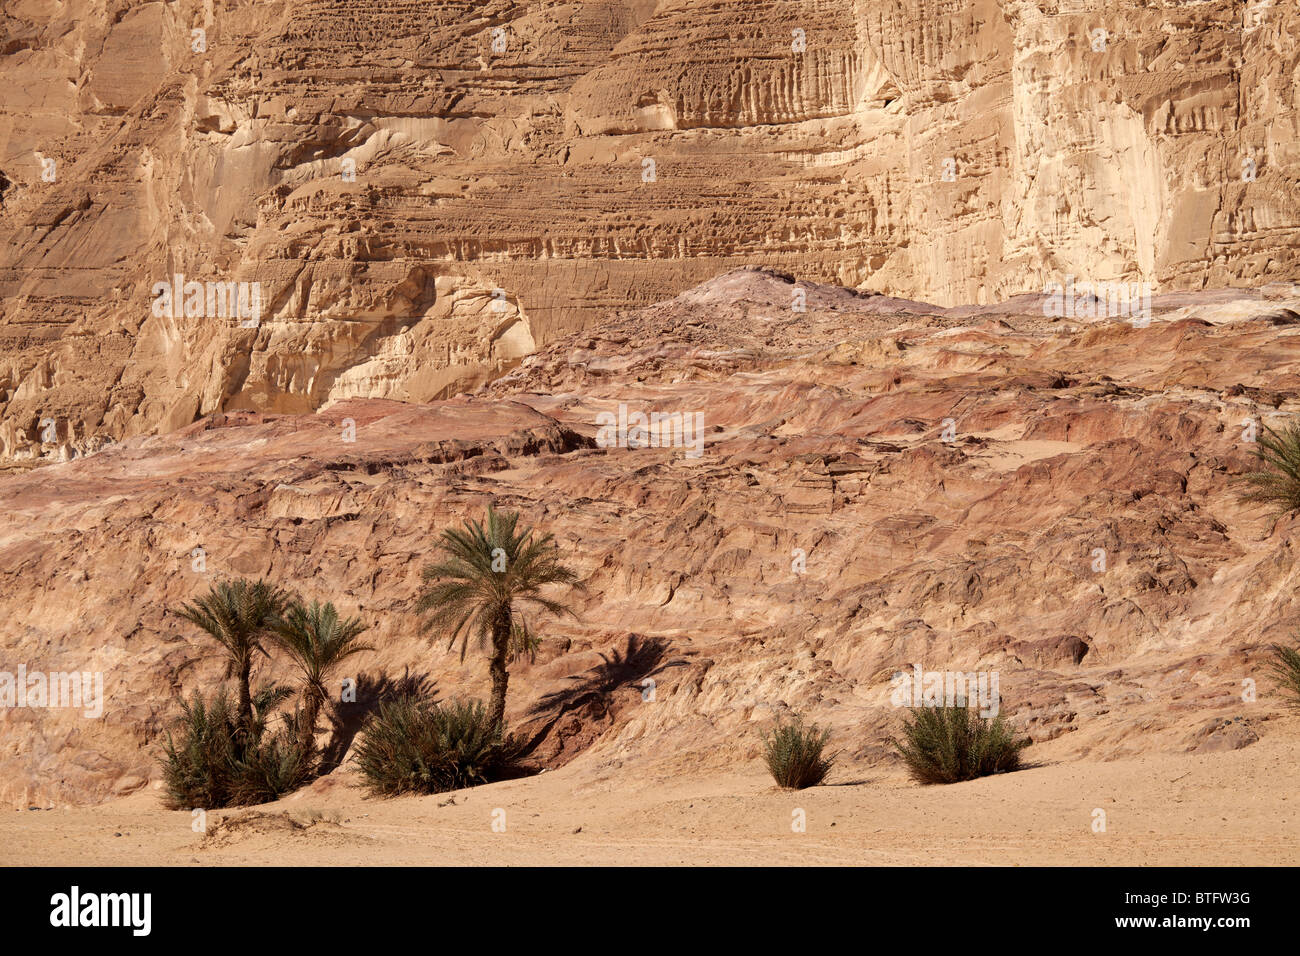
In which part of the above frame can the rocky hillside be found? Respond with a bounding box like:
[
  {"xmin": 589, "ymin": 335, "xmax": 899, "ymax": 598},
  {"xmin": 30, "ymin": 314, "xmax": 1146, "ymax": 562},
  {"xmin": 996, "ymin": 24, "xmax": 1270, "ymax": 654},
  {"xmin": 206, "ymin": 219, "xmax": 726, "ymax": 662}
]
[
  {"xmin": 3, "ymin": 267, "xmax": 1299, "ymax": 805},
  {"xmin": 0, "ymin": 0, "xmax": 1297, "ymax": 463}
]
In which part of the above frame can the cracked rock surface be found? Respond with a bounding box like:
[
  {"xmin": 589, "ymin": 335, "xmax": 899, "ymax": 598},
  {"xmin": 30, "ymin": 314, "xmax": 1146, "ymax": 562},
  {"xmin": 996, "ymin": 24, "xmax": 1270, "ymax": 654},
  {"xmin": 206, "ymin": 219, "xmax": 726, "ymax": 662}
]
[{"xmin": 2, "ymin": 267, "xmax": 1298, "ymax": 805}]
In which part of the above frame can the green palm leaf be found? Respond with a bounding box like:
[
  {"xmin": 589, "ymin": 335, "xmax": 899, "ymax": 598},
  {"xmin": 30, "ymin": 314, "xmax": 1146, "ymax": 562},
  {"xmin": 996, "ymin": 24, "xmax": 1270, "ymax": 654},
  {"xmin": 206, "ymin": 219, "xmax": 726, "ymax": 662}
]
[
  {"xmin": 174, "ymin": 578, "xmax": 291, "ymax": 735},
  {"xmin": 270, "ymin": 600, "xmax": 373, "ymax": 757},
  {"xmin": 1240, "ymin": 421, "xmax": 1300, "ymax": 515}
]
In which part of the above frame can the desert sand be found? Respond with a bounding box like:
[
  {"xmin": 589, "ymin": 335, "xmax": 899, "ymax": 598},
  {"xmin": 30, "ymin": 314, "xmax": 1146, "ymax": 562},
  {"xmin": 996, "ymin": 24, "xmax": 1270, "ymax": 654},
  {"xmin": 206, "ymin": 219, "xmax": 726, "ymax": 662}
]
[{"xmin": 5, "ymin": 720, "xmax": 1300, "ymax": 867}]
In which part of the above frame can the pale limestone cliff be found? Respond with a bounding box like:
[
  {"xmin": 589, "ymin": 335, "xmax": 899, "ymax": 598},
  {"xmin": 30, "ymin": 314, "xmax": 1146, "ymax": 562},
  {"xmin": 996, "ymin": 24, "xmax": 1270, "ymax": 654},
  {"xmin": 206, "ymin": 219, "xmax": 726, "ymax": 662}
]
[{"xmin": 0, "ymin": 0, "xmax": 1296, "ymax": 463}]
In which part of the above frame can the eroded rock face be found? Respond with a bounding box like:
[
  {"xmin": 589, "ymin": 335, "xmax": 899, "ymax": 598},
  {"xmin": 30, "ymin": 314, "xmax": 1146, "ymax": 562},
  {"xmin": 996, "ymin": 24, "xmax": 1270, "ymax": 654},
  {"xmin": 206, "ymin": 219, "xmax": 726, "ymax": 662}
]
[
  {"xmin": 2, "ymin": 268, "xmax": 1299, "ymax": 805},
  {"xmin": 0, "ymin": 1, "xmax": 1297, "ymax": 464}
]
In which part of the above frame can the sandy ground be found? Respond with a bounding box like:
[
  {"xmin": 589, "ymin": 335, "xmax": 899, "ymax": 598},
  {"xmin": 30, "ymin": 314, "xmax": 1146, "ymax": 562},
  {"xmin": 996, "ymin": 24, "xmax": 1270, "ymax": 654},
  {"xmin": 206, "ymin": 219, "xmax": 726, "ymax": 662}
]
[{"xmin": 4, "ymin": 726, "xmax": 1300, "ymax": 866}]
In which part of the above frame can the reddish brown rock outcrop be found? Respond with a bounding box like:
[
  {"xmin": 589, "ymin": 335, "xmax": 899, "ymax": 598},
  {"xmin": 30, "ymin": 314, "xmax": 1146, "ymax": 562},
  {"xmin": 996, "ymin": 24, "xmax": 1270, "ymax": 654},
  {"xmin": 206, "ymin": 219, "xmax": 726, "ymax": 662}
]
[{"xmin": 2, "ymin": 268, "xmax": 1299, "ymax": 805}]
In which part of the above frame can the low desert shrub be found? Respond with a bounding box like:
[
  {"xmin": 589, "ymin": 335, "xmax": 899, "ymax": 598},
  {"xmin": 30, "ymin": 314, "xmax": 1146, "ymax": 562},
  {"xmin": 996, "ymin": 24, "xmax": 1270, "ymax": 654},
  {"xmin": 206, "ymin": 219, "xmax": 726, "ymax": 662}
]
[
  {"xmin": 762, "ymin": 717, "xmax": 834, "ymax": 789},
  {"xmin": 353, "ymin": 696, "xmax": 525, "ymax": 797},
  {"xmin": 161, "ymin": 689, "xmax": 239, "ymax": 809},
  {"xmin": 891, "ymin": 705, "xmax": 1029, "ymax": 785},
  {"xmin": 229, "ymin": 728, "xmax": 314, "ymax": 806}
]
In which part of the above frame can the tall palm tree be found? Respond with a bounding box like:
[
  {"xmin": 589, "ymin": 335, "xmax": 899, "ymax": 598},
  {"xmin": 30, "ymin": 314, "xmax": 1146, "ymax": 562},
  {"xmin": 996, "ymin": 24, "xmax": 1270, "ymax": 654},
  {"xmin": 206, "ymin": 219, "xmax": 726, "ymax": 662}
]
[
  {"xmin": 416, "ymin": 505, "xmax": 583, "ymax": 729},
  {"xmin": 270, "ymin": 600, "xmax": 373, "ymax": 754},
  {"xmin": 175, "ymin": 578, "xmax": 291, "ymax": 737}
]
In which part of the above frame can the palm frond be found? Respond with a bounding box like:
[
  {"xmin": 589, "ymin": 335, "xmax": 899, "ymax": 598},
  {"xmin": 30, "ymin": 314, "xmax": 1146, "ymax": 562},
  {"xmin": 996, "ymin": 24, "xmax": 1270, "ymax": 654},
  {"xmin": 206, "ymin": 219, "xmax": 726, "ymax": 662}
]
[
  {"xmin": 174, "ymin": 579, "xmax": 292, "ymax": 694},
  {"xmin": 1239, "ymin": 421, "xmax": 1300, "ymax": 515},
  {"xmin": 270, "ymin": 600, "xmax": 373, "ymax": 694},
  {"xmin": 414, "ymin": 504, "xmax": 584, "ymax": 720}
]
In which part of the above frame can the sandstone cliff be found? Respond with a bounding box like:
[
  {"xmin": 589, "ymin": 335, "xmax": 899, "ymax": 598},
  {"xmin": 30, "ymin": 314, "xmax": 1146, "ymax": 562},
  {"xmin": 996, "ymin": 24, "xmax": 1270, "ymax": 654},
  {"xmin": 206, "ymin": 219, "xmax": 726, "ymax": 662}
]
[{"xmin": 0, "ymin": 1, "xmax": 1297, "ymax": 463}]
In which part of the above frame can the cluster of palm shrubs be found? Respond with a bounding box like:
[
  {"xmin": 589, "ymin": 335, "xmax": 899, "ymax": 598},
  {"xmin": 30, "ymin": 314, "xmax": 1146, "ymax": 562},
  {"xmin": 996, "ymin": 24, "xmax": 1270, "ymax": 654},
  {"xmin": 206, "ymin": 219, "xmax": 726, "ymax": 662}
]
[
  {"xmin": 164, "ymin": 424, "xmax": 1300, "ymax": 804},
  {"xmin": 164, "ymin": 505, "xmax": 582, "ymax": 807},
  {"xmin": 163, "ymin": 685, "xmax": 311, "ymax": 808},
  {"xmin": 762, "ymin": 706, "xmax": 1031, "ymax": 790},
  {"xmin": 1269, "ymin": 643, "xmax": 1300, "ymax": 709},
  {"xmin": 162, "ymin": 583, "xmax": 372, "ymax": 809}
]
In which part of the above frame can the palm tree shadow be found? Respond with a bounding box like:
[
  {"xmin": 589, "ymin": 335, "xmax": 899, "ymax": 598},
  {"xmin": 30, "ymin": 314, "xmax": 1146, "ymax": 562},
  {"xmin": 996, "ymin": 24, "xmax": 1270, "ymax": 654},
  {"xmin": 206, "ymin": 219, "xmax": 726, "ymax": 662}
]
[
  {"xmin": 517, "ymin": 635, "xmax": 671, "ymax": 757},
  {"xmin": 319, "ymin": 668, "xmax": 439, "ymax": 774}
]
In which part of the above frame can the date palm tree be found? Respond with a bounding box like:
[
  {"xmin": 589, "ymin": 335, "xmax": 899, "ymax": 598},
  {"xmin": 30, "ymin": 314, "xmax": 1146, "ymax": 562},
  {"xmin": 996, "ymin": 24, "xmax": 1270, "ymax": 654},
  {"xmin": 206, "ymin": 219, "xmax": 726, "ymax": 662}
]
[
  {"xmin": 175, "ymin": 578, "xmax": 291, "ymax": 739},
  {"xmin": 416, "ymin": 505, "xmax": 583, "ymax": 730},
  {"xmin": 270, "ymin": 600, "xmax": 373, "ymax": 755}
]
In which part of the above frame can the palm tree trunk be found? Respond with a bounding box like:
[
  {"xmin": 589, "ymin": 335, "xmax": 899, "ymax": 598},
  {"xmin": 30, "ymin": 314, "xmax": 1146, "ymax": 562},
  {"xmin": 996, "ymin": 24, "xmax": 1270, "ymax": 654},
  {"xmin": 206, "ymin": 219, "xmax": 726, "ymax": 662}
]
[
  {"xmin": 487, "ymin": 614, "xmax": 511, "ymax": 731},
  {"xmin": 237, "ymin": 658, "xmax": 254, "ymax": 735},
  {"xmin": 299, "ymin": 691, "xmax": 321, "ymax": 756}
]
